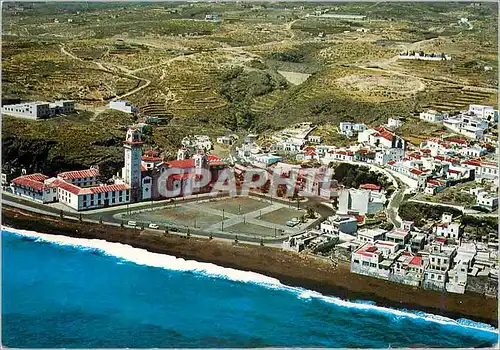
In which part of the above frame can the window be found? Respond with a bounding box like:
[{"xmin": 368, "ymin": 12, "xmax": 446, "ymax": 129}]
[
  {"xmin": 370, "ymin": 263, "xmax": 377, "ymax": 268},
  {"xmin": 90, "ymin": 200, "xmax": 94, "ymax": 206},
  {"xmin": 353, "ymin": 259, "xmax": 360, "ymax": 264},
  {"xmin": 98, "ymin": 193, "xmax": 102, "ymax": 199},
  {"xmin": 105, "ymin": 192, "xmax": 109, "ymax": 198},
  {"xmin": 362, "ymin": 261, "xmax": 369, "ymax": 267},
  {"xmin": 437, "ymin": 275, "xmax": 442, "ymax": 281},
  {"xmin": 112, "ymin": 192, "xmax": 116, "ymax": 197},
  {"xmin": 431, "ymin": 274, "xmax": 435, "ymax": 279}
]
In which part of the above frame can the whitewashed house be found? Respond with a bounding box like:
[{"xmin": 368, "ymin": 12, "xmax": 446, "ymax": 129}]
[
  {"xmin": 337, "ymin": 188, "xmax": 386, "ymax": 215},
  {"xmin": 434, "ymin": 213, "xmax": 463, "ymax": 240},
  {"xmin": 423, "ymin": 244, "xmax": 456, "ymax": 291},
  {"xmin": 419, "ymin": 110, "xmax": 443, "ymax": 123},
  {"xmin": 109, "ymin": 100, "xmax": 137, "ymax": 114},
  {"xmin": 320, "ymin": 215, "xmax": 358, "ymax": 235}
]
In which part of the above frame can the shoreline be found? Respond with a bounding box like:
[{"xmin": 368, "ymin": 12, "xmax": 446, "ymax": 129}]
[{"xmin": 2, "ymin": 205, "xmax": 498, "ymax": 327}]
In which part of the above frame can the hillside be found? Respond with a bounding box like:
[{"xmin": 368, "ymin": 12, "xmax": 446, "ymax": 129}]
[{"xmin": 2, "ymin": 2, "xmax": 498, "ymax": 172}]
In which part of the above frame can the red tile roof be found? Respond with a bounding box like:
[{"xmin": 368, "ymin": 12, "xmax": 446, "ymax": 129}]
[
  {"xmin": 355, "ymin": 215, "xmax": 365, "ymax": 224},
  {"xmin": 141, "ymin": 156, "xmax": 163, "ymax": 162},
  {"xmin": 165, "ymin": 159, "xmax": 195, "ymax": 168},
  {"xmin": 447, "ymin": 169, "xmax": 462, "ymax": 175},
  {"xmin": 58, "ymin": 168, "xmax": 99, "ymax": 180},
  {"xmin": 11, "ymin": 173, "xmax": 48, "ymax": 191},
  {"xmin": 409, "ymin": 256, "xmax": 422, "ymax": 266},
  {"xmin": 410, "ymin": 168, "xmax": 424, "ymax": 175},
  {"xmin": 359, "ymin": 184, "xmax": 381, "ymax": 191},
  {"xmin": 165, "ymin": 155, "xmax": 224, "ymax": 169},
  {"xmin": 445, "ymin": 137, "xmax": 467, "ymax": 145},
  {"xmin": 143, "ymin": 150, "xmax": 160, "ymax": 156},
  {"xmin": 52, "ymin": 179, "xmax": 82, "ymax": 195},
  {"xmin": 53, "ymin": 179, "xmax": 130, "ymax": 195},
  {"xmin": 374, "ymin": 126, "xmax": 394, "ymax": 141},
  {"xmin": 85, "ymin": 184, "xmax": 129, "ymax": 194}
]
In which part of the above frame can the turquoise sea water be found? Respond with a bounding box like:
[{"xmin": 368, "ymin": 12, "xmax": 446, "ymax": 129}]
[{"xmin": 2, "ymin": 229, "xmax": 498, "ymax": 348}]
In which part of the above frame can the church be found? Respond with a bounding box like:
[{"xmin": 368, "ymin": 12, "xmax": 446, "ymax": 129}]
[{"xmin": 9, "ymin": 127, "xmax": 229, "ymax": 211}]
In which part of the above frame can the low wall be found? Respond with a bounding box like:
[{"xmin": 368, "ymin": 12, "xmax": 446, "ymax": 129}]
[{"xmin": 466, "ymin": 276, "xmax": 498, "ymax": 297}]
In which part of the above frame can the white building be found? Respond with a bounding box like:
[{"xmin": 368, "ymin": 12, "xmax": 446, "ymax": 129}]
[
  {"xmin": 250, "ymin": 153, "xmax": 282, "ymax": 167},
  {"xmin": 423, "ymin": 244, "xmax": 456, "ymax": 291},
  {"xmin": 386, "ymin": 117, "xmax": 403, "ymax": 129},
  {"xmin": 308, "ymin": 135, "xmax": 322, "ymax": 144},
  {"xmin": 10, "ymin": 174, "xmax": 59, "ymax": 203},
  {"xmin": 320, "ymin": 215, "xmax": 358, "ymax": 235},
  {"xmin": 337, "ymin": 188, "xmax": 386, "ymax": 216},
  {"xmin": 443, "ymin": 113, "xmax": 488, "ymax": 140},
  {"xmin": 459, "ymin": 146, "xmax": 487, "ymax": 158},
  {"xmin": 216, "ymin": 136, "xmax": 231, "ymax": 145},
  {"xmin": 2, "ymin": 100, "xmax": 75, "ymax": 120},
  {"xmin": 55, "ymin": 180, "xmax": 130, "ymax": 211},
  {"xmin": 462, "ymin": 158, "xmax": 498, "ymax": 183},
  {"xmin": 419, "ymin": 110, "xmax": 443, "ymax": 123},
  {"xmin": 57, "ymin": 168, "xmax": 99, "ymax": 188},
  {"xmin": 468, "ymin": 104, "xmax": 498, "ymax": 123},
  {"xmin": 399, "ymin": 52, "xmax": 451, "ymax": 61},
  {"xmin": 446, "ymin": 242, "xmax": 477, "ymax": 294},
  {"xmin": 357, "ymin": 228, "xmax": 386, "ymax": 243},
  {"xmin": 340, "ymin": 122, "xmax": 366, "ymax": 137},
  {"xmin": 351, "ymin": 240, "xmax": 400, "ymax": 279},
  {"xmin": 122, "ymin": 127, "xmax": 143, "ymax": 202},
  {"xmin": 476, "ymin": 191, "xmax": 498, "ymax": 211},
  {"xmin": 434, "ymin": 218, "xmax": 463, "ymax": 240},
  {"xmin": 366, "ymin": 126, "xmax": 405, "ymax": 150},
  {"xmin": 109, "ymin": 100, "xmax": 137, "ymax": 114},
  {"xmin": 182, "ymin": 135, "xmax": 212, "ymax": 152},
  {"xmin": 375, "ymin": 147, "xmax": 404, "ymax": 165},
  {"xmin": 385, "ymin": 228, "xmax": 411, "ymax": 248}
]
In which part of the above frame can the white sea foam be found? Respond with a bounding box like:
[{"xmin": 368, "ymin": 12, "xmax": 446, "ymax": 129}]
[{"xmin": 3, "ymin": 226, "xmax": 498, "ymax": 335}]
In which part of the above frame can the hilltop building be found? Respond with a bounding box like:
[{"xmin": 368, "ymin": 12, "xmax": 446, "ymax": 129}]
[
  {"xmin": 109, "ymin": 100, "xmax": 137, "ymax": 114},
  {"xmin": 2, "ymin": 100, "xmax": 75, "ymax": 120}
]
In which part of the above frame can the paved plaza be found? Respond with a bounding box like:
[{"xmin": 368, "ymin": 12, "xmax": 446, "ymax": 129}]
[{"xmin": 119, "ymin": 196, "xmax": 314, "ymax": 238}]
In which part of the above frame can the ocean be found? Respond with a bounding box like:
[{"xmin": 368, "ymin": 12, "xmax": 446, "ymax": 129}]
[{"xmin": 2, "ymin": 228, "xmax": 498, "ymax": 348}]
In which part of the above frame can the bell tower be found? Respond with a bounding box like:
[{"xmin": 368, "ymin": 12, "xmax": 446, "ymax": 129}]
[{"xmin": 123, "ymin": 127, "xmax": 143, "ymax": 202}]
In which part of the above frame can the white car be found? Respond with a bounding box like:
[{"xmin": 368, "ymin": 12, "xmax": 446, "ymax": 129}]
[
  {"xmin": 127, "ymin": 221, "xmax": 137, "ymax": 227},
  {"xmin": 148, "ymin": 223, "xmax": 160, "ymax": 229}
]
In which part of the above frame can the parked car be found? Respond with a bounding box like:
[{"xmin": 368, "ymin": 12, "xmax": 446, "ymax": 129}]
[
  {"xmin": 148, "ymin": 223, "xmax": 160, "ymax": 229},
  {"xmin": 127, "ymin": 221, "xmax": 137, "ymax": 227}
]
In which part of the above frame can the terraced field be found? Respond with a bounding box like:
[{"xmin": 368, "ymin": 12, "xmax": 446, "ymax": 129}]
[
  {"xmin": 423, "ymin": 86, "xmax": 496, "ymax": 112},
  {"xmin": 2, "ymin": 1, "xmax": 497, "ymax": 175}
]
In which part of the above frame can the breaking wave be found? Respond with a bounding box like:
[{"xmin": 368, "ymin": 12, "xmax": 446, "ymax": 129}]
[{"xmin": 3, "ymin": 226, "xmax": 498, "ymax": 336}]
